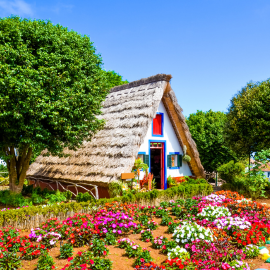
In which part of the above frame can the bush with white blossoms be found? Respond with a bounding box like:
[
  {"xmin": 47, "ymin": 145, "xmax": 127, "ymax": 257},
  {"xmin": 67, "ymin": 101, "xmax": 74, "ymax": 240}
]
[
  {"xmin": 213, "ymin": 217, "xmax": 251, "ymax": 232},
  {"xmin": 173, "ymin": 221, "xmax": 213, "ymax": 244},
  {"xmin": 167, "ymin": 246, "xmax": 190, "ymax": 260},
  {"xmin": 198, "ymin": 205, "xmax": 231, "ymax": 221},
  {"xmin": 228, "ymin": 260, "xmax": 250, "ymax": 270}
]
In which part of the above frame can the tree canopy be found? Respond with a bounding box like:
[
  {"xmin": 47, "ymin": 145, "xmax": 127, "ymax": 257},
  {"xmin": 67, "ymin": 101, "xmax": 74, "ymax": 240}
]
[
  {"xmin": 186, "ymin": 110, "xmax": 238, "ymax": 173},
  {"xmin": 0, "ymin": 17, "xmax": 127, "ymax": 193},
  {"xmin": 225, "ymin": 79, "xmax": 270, "ymax": 159}
]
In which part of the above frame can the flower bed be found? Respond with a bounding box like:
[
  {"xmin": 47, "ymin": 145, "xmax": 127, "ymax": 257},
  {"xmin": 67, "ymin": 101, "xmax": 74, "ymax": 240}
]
[
  {"xmin": 0, "ymin": 183, "xmax": 212, "ymax": 230},
  {"xmin": 0, "ymin": 190, "xmax": 270, "ymax": 269}
]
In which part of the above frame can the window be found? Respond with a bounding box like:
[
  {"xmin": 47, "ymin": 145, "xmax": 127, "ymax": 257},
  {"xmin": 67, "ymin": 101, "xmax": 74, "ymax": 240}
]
[
  {"xmin": 167, "ymin": 153, "xmax": 182, "ymax": 169},
  {"xmin": 171, "ymin": 155, "xmax": 178, "ymax": 167},
  {"xmin": 268, "ymin": 172, "xmax": 270, "ymax": 178},
  {"xmin": 137, "ymin": 152, "xmax": 149, "ymax": 167},
  {"xmin": 152, "ymin": 113, "xmax": 163, "ymax": 136}
]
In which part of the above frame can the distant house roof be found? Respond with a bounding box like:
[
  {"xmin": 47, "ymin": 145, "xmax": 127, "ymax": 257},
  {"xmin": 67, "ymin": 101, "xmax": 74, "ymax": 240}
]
[
  {"xmin": 27, "ymin": 74, "xmax": 205, "ymax": 186},
  {"xmin": 250, "ymin": 159, "xmax": 270, "ymax": 172}
]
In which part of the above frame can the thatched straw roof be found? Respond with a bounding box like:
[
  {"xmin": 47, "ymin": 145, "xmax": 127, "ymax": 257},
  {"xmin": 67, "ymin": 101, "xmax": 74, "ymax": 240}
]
[{"xmin": 27, "ymin": 74, "xmax": 205, "ymax": 186}]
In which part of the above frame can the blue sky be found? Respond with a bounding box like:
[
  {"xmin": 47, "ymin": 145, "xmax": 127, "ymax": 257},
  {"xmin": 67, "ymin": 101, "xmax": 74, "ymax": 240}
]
[{"xmin": 1, "ymin": 0, "xmax": 270, "ymax": 116}]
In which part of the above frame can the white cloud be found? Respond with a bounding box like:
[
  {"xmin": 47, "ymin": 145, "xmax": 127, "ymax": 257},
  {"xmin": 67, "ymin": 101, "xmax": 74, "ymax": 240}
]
[{"xmin": 0, "ymin": 0, "xmax": 34, "ymax": 17}]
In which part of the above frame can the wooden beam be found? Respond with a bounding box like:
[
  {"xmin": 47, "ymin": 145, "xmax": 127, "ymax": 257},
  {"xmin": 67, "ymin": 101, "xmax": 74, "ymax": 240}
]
[{"xmin": 121, "ymin": 173, "xmax": 135, "ymax": 180}]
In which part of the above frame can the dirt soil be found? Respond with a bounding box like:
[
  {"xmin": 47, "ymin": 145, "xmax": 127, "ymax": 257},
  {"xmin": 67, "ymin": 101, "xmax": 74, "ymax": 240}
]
[{"xmin": 18, "ymin": 214, "xmax": 270, "ymax": 270}]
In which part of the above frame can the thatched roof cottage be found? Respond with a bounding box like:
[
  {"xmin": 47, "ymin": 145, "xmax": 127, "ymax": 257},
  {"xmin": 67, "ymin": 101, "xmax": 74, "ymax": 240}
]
[{"xmin": 27, "ymin": 74, "xmax": 205, "ymax": 198}]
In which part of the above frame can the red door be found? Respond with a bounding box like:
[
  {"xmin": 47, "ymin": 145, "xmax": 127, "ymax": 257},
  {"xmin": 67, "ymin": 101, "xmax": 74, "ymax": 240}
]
[{"xmin": 150, "ymin": 142, "xmax": 164, "ymax": 189}]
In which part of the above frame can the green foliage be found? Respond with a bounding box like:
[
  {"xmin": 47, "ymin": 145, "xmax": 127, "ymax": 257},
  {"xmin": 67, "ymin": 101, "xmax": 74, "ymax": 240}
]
[
  {"xmin": 225, "ymin": 79, "xmax": 270, "ymax": 157},
  {"xmin": 90, "ymin": 257, "xmax": 113, "ymax": 270},
  {"xmin": 31, "ymin": 191, "xmax": 44, "ymax": 204},
  {"xmin": 244, "ymin": 149, "xmax": 270, "ymax": 199},
  {"xmin": 90, "ymin": 239, "xmax": 109, "ymax": 257},
  {"xmin": 133, "ymin": 158, "xmax": 148, "ymax": 172},
  {"xmin": 125, "ymin": 244, "xmax": 142, "ymax": 258},
  {"xmin": 103, "ymin": 70, "xmax": 128, "ymax": 89},
  {"xmin": 75, "ymin": 192, "xmax": 95, "ymax": 203},
  {"xmin": 0, "ymin": 252, "xmax": 21, "ymax": 269},
  {"xmin": 0, "ymin": 183, "xmax": 212, "ymax": 226},
  {"xmin": 160, "ymin": 215, "xmax": 173, "ymax": 226},
  {"xmin": 242, "ymin": 245, "xmax": 259, "ymax": 258},
  {"xmin": 217, "ymin": 160, "xmax": 245, "ymax": 184},
  {"xmin": 138, "ymin": 215, "xmax": 149, "ymax": 226},
  {"xmin": 134, "ymin": 249, "xmax": 153, "ymax": 266},
  {"xmin": 37, "ymin": 252, "xmax": 55, "ymax": 270},
  {"xmin": 59, "ymin": 243, "xmax": 73, "ymax": 259},
  {"xmin": 220, "ymin": 150, "xmax": 270, "ymax": 199},
  {"xmin": 0, "ymin": 16, "xmax": 110, "ymax": 193},
  {"xmin": 184, "ymin": 176, "xmax": 208, "ymax": 185},
  {"xmin": 186, "ymin": 110, "xmax": 238, "ymax": 172},
  {"xmin": 108, "ymin": 181, "xmax": 123, "ymax": 198},
  {"xmin": 0, "ymin": 164, "xmax": 8, "ymax": 173},
  {"xmin": 183, "ymin": 155, "xmax": 191, "ymax": 162},
  {"xmin": 0, "ymin": 185, "xmax": 72, "ymax": 207},
  {"xmin": 0, "ymin": 190, "xmax": 30, "ymax": 207},
  {"xmin": 167, "ymin": 175, "xmax": 176, "ymax": 186},
  {"xmin": 46, "ymin": 189, "xmax": 67, "ymax": 204},
  {"xmin": 104, "ymin": 233, "xmax": 116, "ymax": 245}
]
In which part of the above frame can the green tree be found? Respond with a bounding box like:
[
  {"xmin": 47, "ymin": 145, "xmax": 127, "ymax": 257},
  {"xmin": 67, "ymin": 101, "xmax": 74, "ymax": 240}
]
[
  {"xmin": 186, "ymin": 110, "xmax": 238, "ymax": 173},
  {"xmin": 225, "ymin": 79, "xmax": 270, "ymax": 163},
  {"xmin": 0, "ymin": 17, "xmax": 124, "ymax": 193},
  {"xmin": 103, "ymin": 70, "xmax": 128, "ymax": 89}
]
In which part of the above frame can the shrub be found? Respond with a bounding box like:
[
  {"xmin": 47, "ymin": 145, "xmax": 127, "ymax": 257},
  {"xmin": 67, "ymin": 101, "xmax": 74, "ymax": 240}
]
[
  {"xmin": 125, "ymin": 244, "xmax": 142, "ymax": 258},
  {"xmin": 60, "ymin": 243, "xmax": 73, "ymax": 259},
  {"xmin": 46, "ymin": 190, "xmax": 67, "ymax": 204},
  {"xmin": 217, "ymin": 160, "xmax": 245, "ymax": 184},
  {"xmin": 0, "ymin": 251, "xmax": 21, "ymax": 269},
  {"xmin": 198, "ymin": 205, "xmax": 231, "ymax": 221},
  {"xmin": 37, "ymin": 252, "xmax": 56, "ymax": 270},
  {"xmin": 75, "ymin": 192, "xmax": 95, "ymax": 203},
  {"xmin": 104, "ymin": 233, "xmax": 116, "ymax": 245},
  {"xmin": 89, "ymin": 239, "xmax": 109, "ymax": 257},
  {"xmin": 151, "ymin": 236, "xmax": 168, "ymax": 249},
  {"xmin": 167, "ymin": 246, "xmax": 190, "ymax": 260},
  {"xmin": 242, "ymin": 244, "xmax": 259, "ymax": 258},
  {"xmin": 108, "ymin": 181, "xmax": 123, "ymax": 197},
  {"xmin": 134, "ymin": 249, "xmax": 153, "ymax": 266},
  {"xmin": 140, "ymin": 229, "xmax": 153, "ymax": 242},
  {"xmin": 145, "ymin": 220, "xmax": 158, "ymax": 230},
  {"xmin": 173, "ymin": 221, "xmax": 213, "ymax": 244},
  {"xmin": 117, "ymin": 238, "xmax": 135, "ymax": 249}
]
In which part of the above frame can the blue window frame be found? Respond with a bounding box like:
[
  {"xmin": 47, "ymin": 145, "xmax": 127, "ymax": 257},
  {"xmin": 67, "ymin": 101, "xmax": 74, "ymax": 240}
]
[
  {"xmin": 168, "ymin": 152, "xmax": 182, "ymax": 169},
  {"xmin": 152, "ymin": 112, "xmax": 164, "ymax": 137}
]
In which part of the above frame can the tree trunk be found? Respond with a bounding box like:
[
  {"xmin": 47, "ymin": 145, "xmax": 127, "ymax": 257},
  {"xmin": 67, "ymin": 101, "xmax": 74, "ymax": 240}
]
[{"xmin": 6, "ymin": 145, "xmax": 32, "ymax": 194}]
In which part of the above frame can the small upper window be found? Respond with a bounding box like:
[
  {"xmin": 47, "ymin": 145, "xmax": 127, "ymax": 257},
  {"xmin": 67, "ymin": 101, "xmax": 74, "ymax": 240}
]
[
  {"xmin": 153, "ymin": 113, "xmax": 163, "ymax": 136},
  {"xmin": 268, "ymin": 172, "xmax": 270, "ymax": 178}
]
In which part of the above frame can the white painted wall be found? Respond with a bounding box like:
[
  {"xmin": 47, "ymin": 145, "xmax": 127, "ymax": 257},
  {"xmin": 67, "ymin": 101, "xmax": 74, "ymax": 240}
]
[{"xmin": 138, "ymin": 101, "xmax": 192, "ymax": 180}]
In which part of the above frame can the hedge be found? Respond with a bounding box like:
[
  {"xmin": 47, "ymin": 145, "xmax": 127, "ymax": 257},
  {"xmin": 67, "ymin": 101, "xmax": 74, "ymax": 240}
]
[{"xmin": 0, "ymin": 183, "xmax": 213, "ymax": 227}]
